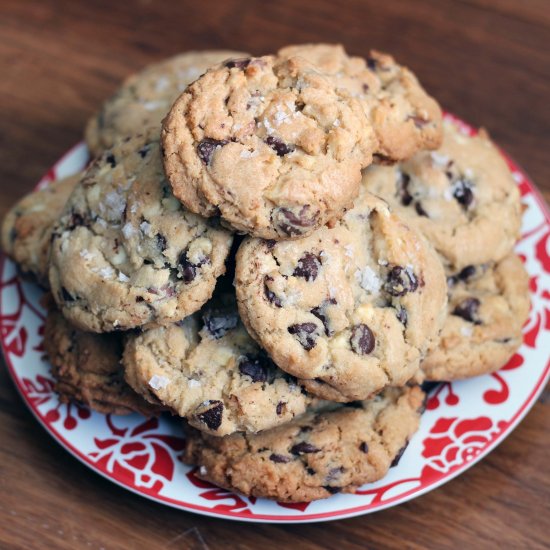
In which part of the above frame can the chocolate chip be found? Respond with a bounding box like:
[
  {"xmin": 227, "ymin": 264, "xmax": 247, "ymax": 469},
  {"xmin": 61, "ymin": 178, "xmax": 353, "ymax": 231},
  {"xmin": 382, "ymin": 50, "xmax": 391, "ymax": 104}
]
[
  {"xmin": 359, "ymin": 442, "xmax": 369, "ymax": 453},
  {"xmin": 156, "ymin": 233, "xmax": 167, "ymax": 252},
  {"xmin": 326, "ymin": 466, "xmax": 344, "ymax": 482},
  {"xmin": 324, "ymin": 486, "xmax": 342, "ymax": 494},
  {"xmin": 452, "ymin": 297, "xmax": 481, "ymax": 323},
  {"xmin": 290, "ymin": 442, "xmax": 320, "ymax": 455},
  {"xmin": 178, "ymin": 251, "xmax": 209, "ymax": 283},
  {"xmin": 203, "ymin": 310, "xmax": 238, "ymax": 339},
  {"xmin": 138, "ymin": 145, "xmax": 151, "ymax": 158},
  {"xmin": 458, "ymin": 265, "xmax": 476, "ymax": 281},
  {"xmin": 61, "ymin": 287, "xmax": 75, "ymax": 302},
  {"xmin": 276, "ymin": 402, "xmax": 285, "ymax": 415},
  {"xmin": 195, "ymin": 400, "xmax": 224, "ymax": 431},
  {"xmin": 225, "ymin": 58, "xmax": 251, "ymax": 69},
  {"xmin": 396, "ymin": 307, "xmax": 408, "ymax": 326},
  {"xmin": 67, "ymin": 212, "xmax": 86, "ymax": 230},
  {"xmin": 263, "ymin": 275, "xmax": 282, "ymax": 307},
  {"xmin": 265, "ymin": 136, "xmax": 295, "ymax": 157},
  {"xmin": 397, "ymin": 171, "xmax": 413, "ymax": 206},
  {"xmin": 274, "ymin": 205, "xmax": 319, "ymax": 237},
  {"xmin": 350, "ymin": 324, "xmax": 375, "ymax": 355},
  {"xmin": 311, "ymin": 298, "xmax": 336, "ymax": 337},
  {"xmin": 307, "ymin": 467, "xmax": 316, "ymax": 475},
  {"xmin": 288, "ymin": 322, "xmax": 319, "ymax": 351},
  {"xmin": 384, "ymin": 265, "xmax": 419, "ymax": 296},
  {"xmin": 453, "ymin": 179, "xmax": 474, "ymax": 208},
  {"xmin": 269, "ymin": 453, "xmax": 291, "ymax": 463},
  {"xmin": 390, "ymin": 441, "xmax": 409, "ymax": 467},
  {"xmin": 293, "ymin": 252, "xmax": 321, "ymax": 281},
  {"xmin": 106, "ymin": 153, "xmax": 116, "ymax": 167},
  {"xmin": 415, "ymin": 201, "xmax": 429, "ymax": 217},
  {"xmin": 366, "ymin": 57, "xmax": 377, "ymax": 71},
  {"xmin": 197, "ymin": 138, "xmax": 228, "ymax": 165},
  {"xmin": 238, "ymin": 355, "xmax": 269, "ymax": 383}
]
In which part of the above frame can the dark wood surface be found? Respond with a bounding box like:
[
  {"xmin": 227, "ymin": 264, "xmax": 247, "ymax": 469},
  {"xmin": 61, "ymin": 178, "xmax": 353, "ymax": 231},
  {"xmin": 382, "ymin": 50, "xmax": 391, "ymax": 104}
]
[{"xmin": 0, "ymin": 1, "xmax": 548, "ymax": 548}]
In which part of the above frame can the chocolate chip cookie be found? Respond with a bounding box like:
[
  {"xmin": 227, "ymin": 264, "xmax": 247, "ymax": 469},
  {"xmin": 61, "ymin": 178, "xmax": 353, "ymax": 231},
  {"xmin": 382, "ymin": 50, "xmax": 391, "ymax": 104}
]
[
  {"xmin": 162, "ymin": 52, "xmax": 377, "ymax": 239},
  {"xmin": 278, "ymin": 44, "xmax": 443, "ymax": 161},
  {"xmin": 362, "ymin": 120, "xmax": 522, "ymax": 270},
  {"xmin": 123, "ymin": 292, "xmax": 314, "ymax": 436},
  {"xmin": 421, "ymin": 253, "xmax": 529, "ymax": 380},
  {"xmin": 183, "ymin": 385, "xmax": 425, "ymax": 502},
  {"xmin": 85, "ymin": 50, "xmax": 248, "ymax": 156},
  {"xmin": 44, "ymin": 308, "xmax": 162, "ymax": 416},
  {"xmin": 1, "ymin": 173, "xmax": 81, "ymax": 287},
  {"xmin": 49, "ymin": 136, "xmax": 233, "ymax": 332},
  {"xmin": 236, "ymin": 191, "xmax": 447, "ymax": 401}
]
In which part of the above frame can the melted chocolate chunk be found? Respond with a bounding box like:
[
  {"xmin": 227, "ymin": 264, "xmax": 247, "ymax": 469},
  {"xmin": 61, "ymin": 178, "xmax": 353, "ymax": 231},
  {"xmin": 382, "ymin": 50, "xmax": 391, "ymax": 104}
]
[
  {"xmin": 324, "ymin": 486, "xmax": 342, "ymax": 494},
  {"xmin": 415, "ymin": 201, "xmax": 429, "ymax": 217},
  {"xmin": 67, "ymin": 212, "xmax": 86, "ymax": 230},
  {"xmin": 452, "ymin": 297, "xmax": 481, "ymax": 323},
  {"xmin": 290, "ymin": 441, "xmax": 320, "ymax": 455},
  {"xmin": 293, "ymin": 252, "xmax": 321, "ymax": 281},
  {"xmin": 195, "ymin": 400, "xmax": 224, "ymax": 430},
  {"xmin": 238, "ymin": 355, "xmax": 269, "ymax": 383},
  {"xmin": 366, "ymin": 57, "xmax": 377, "ymax": 71},
  {"xmin": 178, "ymin": 251, "xmax": 209, "ymax": 283},
  {"xmin": 288, "ymin": 322, "xmax": 319, "ymax": 351},
  {"xmin": 106, "ymin": 153, "xmax": 117, "ymax": 167},
  {"xmin": 453, "ymin": 179, "xmax": 474, "ymax": 208},
  {"xmin": 264, "ymin": 275, "xmax": 282, "ymax": 307},
  {"xmin": 359, "ymin": 442, "xmax": 369, "ymax": 453},
  {"xmin": 61, "ymin": 287, "xmax": 75, "ymax": 302},
  {"xmin": 265, "ymin": 136, "xmax": 295, "ymax": 156},
  {"xmin": 197, "ymin": 138, "xmax": 228, "ymax": 165},
  {"xmin": 350, "ymin": 324, "xmax": 375, "ymax": 355},
  {"xmin": 138, "ymin": 145, "xmax": 151, "ymax": 158},
  {"xmin": 397, "ymin": 172, "xmax": 413, "ymax": 206},
  {"xmin": 390, "ymin": 441, "xmax": 409, "ymax": 467},
  {"xmin": 311, "ymin": 298, "xmax": 337, "ymax": 337},
  {"xmin": 225, "ymin": 58, "xmax": 251, "ymax": 69},
  {"xmin": 326, "ymin": 466, "xmax": 344, "ymax": 482},
  {"xmin": 276, "ymin": 401, "xmax": 285, "ymax": 415},
  {"xmin": 269, "ymin": 453, "xmax": 291, "ymax": 463},
  {"xmin": 156, "ymin": 233, "xmax": 167, "ymax": 252},
  {"xmin": 384, "ymin": 265, "xmax": 419, "ymax": 296},
  {"xmin": 274, "ymin": 205, "xmax": 319, "ymax": 237},
  {"xmin": 458, "ymin": 265, "xmax": 476, "ymax": 281}
]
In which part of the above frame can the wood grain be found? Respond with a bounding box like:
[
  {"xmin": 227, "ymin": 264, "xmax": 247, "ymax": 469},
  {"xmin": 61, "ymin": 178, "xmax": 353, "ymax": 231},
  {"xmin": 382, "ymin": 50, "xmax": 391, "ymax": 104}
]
[{"xmin": 0, "ymin": 1, "xmax": 548, "ymax": 548}]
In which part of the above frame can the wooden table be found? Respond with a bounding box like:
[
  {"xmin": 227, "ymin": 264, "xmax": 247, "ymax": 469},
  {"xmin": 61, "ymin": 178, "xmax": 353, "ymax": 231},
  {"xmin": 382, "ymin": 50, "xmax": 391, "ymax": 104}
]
[{"xmin": 1, "ymin": 1, "xmax": 548, "ymax": 548}]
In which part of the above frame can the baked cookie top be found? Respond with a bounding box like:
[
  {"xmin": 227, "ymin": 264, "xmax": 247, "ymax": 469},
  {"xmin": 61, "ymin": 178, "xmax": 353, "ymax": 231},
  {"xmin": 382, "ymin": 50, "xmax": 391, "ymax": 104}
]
[
  {"xmin": 183, "ymin": 385, "xmax": 425, "ymax": 503},
  {"xmin": 85, "ymin": 50, "xmax": 248, "ymax": 156},
  {"xmin": 49, "ymin": 136, "xmax": 233, "ymax": 332},
  {"xmin": 362, "ymin": 120, "xmax": 522, "ymax": 270},
  {"xmin": 123, "ymin": 292, "xmax": 314, "ymax": 436},
  {"xmin": 235, "ymin": 191, "xmax": 447, "ymax": 401},
  {"xmin": 162, "ymin": 52, "xmax": 377, "ymax": 239},
  {"xmin": 1, "ymin": 173, "xmax": 81, "ymax": 287},
  {"xmin": 44, "ymin": 308, "xmax": 162, "ymax": 416},
  {"xmin": 278, "ymin": 44, "xmax": 443, "ymax": 161},
  {"xmin": 421, "ymin": 253, "xmax": 529, "ymax": 381}
]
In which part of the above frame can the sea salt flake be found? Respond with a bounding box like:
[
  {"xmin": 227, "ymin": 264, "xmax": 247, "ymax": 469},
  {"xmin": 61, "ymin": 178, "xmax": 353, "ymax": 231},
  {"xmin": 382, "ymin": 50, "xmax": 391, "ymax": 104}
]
[
  {"xmin": 118, "ymin": 272, "xmax": 130, "ymax": 282},
  {"xmin": 430, "ymin": 152, "xmax": 449, "ymax": 167},
  {"xmin": 199, "ymin": 466, "xmax": 208, "ymax": 476},
  {"xmin": 98, "ymin": 266, "xmax": 115, "ymax": 279},
  {"xmin": 240, "ymin": 149, "xmax": 258, "ymax": 159},
  {"xmin": 122, "ymin": 223, "xmax": 136, "ymax": 239},
  {"xmin": 333, "ymin": 119, "xmax": 340, "ymax": 127},
  {"xmin": 149, "ymin": 374, "xmax": 170, "ymax": 390},
  {"xmin": 140, "ymin": 221, "xmax": 152, "ymax": 235},
  {"xmin": 355, "ymin": 266, "xmax": 381, "ymax": 294},
  {"xmin": 188, "ymin": 379, "xmax": 201, "ymax": 388},
  {"xmin": 460, "ymin": 326, "xmax": 473, "ymax": 337},
  {"xmin": 142, "ymin": 100, "xmax": 166, "ymax": 111},
  {"xmin": 80, "ymin": 249, "xmax": 95, "ymax": 261}
]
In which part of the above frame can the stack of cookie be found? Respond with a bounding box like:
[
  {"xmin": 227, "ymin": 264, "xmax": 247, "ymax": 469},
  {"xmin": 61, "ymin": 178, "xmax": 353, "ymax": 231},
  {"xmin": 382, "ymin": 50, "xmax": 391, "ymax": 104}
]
[{"xmin": 1, "ymin": 44, "xmax": 529, "ymax": 503}]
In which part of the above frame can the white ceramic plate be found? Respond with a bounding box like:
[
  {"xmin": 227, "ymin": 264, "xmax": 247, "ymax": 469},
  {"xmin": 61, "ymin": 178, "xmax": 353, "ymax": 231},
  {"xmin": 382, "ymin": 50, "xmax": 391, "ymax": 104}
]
[{"xmin": 1, "ymin": 115, "xmax": 549, "ymax": 523}]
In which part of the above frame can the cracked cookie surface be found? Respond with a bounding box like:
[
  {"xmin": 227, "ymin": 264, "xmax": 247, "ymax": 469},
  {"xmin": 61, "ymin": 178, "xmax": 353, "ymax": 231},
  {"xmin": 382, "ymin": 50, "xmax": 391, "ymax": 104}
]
[
  {"xmin": 123, "ymin": 291, "xmax": 314, "ymax": 436},
  {"xmin": 236, "ymin": 191, "xmax": 447, "ymax": 401},
  {"xmin": 421, "ymin": 253, "xmax": 529, "ymax": 380},
  {"xmin": 162, "ymin": 52, "xmax": 377, "ymax": 239},
  {"xmin": 49, "ymin": 136, "xmax": 233, "ymax": 332},
  {"xmin": 1, "ymin": 173, "xmax": 81, "ymax": 287},
  {"xmin": 362, "ymin": 120, "xmax": 522, "ymax": 270},
  {"xmin": 183, "ymin": 385, "xmax": 425, "ymax": 502},
  {"xmin": 278, "ymin": 44, "xmax": 442, "ymax": 161},
  {"xmin": 44, "ymin": 308, "xmax": 163, "ymax": 416},
  {"xmin": 85, "ymin": 50, "xmax": 247, "ymax": 156}
]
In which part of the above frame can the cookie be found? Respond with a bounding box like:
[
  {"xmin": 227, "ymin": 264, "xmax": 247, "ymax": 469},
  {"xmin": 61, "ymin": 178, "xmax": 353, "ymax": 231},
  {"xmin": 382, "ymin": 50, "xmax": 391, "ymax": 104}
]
[
  {"xmin": 162, "ymin": 52, "xmax": 377, "ymax": 239},
  {"xmin": 183, "ymin": 385, "xmax": 425, "ymax": 502},
  {"xmin": 44, "ymin": 308, "xmax": 163, "ymax": 416},
  {"xmin": 1, "ymin": 173, "xmax": 81, "ymax": 287},
  {"xmin": 85, "ymin": 50, "xmax": 248, "ymax": 156},
  {"xmin": 49, "ymin": 136, "xmax": 233, "ymax": 332},
  {"xmin": 278, "ymin": 44, "xmax": 443, "ymax": 161},
  {"xmin": 123, "ymin": 292, "xmax": 314, "ymax": 436},
  {"xmin": 362, "ymin": 120, "xmax": 522, "ymax": 270},
  {"xmin": 421, "ymin": 253, "xmax": 529, "ymax": 380},
  {"xmin": 235, "ymin": 190, "xmax": 447, "ymax": 402}
]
